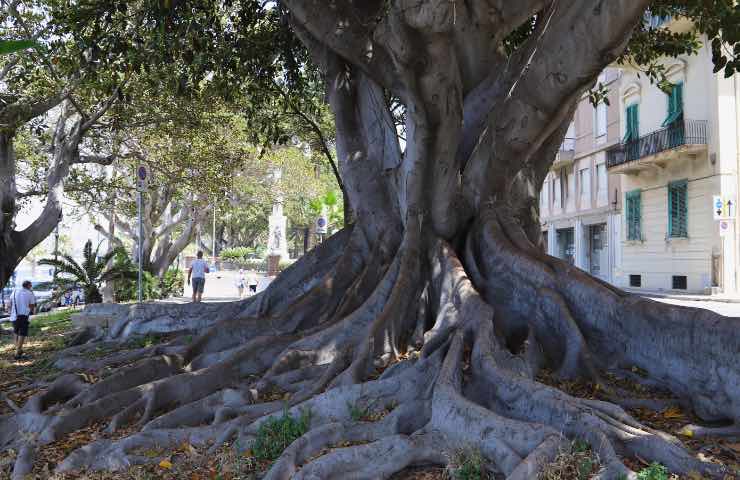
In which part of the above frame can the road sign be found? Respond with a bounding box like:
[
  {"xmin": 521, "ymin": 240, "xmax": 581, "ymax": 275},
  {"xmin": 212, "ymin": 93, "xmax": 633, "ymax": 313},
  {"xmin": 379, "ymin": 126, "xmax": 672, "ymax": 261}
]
[
  {"xmin": 719, "ymin": 219, "xmax": 731, "ymax": 236},
  {"xmin": 316, "ymin": 214, "xmax": 328, "ymax": 234},
  {"xmin": 713, "ymin": 195, "xmax": 735, "ymax": 220},
  {"xmin": 136, "ymin": 165, "xmax": 149, "ymax": 192}
]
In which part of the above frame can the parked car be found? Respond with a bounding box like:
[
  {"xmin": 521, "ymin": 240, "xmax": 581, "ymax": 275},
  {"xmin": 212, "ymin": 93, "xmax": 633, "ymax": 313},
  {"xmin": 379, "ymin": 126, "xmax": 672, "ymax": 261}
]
[{"xmin": 31, "ymin": 281, "xmax": 57, "ymax": 312}]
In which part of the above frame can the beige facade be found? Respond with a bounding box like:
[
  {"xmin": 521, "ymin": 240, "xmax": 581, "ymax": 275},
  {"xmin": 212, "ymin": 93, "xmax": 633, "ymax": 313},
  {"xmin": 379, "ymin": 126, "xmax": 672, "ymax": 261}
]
[
  {"xmin": 540, "ymin": 69, "xmax": 623, "ymax": 284},
  {"xmin": 540, "ymin": 18, "xmax": 740, "ymax": 294},
  {"xmin": 611, "ymin": 23, "xmax": 740, "ymax": 294}
]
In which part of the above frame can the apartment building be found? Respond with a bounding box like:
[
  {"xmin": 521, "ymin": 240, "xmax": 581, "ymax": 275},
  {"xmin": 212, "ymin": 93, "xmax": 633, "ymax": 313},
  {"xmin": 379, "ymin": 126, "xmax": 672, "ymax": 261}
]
[
  {"xmin": 608, "ymin": 17, "xmax": 740, "ymax": 293},
  {"xmin": 540, "ymin": 69, "xmax": 623, "ymax": 284}
]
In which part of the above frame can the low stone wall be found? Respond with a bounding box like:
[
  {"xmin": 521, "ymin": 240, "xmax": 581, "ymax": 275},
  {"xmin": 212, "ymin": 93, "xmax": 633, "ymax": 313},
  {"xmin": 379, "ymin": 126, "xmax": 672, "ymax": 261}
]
[{"xmin": 70, "ymin": 303, "xmax": 131, "ymax": 330}]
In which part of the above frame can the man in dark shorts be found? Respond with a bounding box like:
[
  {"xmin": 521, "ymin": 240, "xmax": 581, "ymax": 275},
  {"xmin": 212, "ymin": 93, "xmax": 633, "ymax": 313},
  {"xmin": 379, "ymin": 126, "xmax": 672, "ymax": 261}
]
[
  {"xmin": 188, "ymin": 251, "xmax": 209, "ymax": 303},
  {"xmin": 10, "ymin": 280, "xmax": 36, "ymax": 360}
]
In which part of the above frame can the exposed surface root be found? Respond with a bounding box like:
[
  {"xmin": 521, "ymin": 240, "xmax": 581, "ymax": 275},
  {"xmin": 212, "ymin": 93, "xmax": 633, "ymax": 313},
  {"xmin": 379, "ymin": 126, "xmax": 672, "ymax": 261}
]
[{"xmin": 1, "ymin": 224, "xmax": 737, "ymax": 479}]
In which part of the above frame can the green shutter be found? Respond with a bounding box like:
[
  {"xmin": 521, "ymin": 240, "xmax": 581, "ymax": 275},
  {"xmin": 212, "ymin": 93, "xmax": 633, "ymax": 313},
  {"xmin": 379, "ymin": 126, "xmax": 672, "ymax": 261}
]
[
  {"xmin": 662, "ymin": 82, "xmax": 684, "ymax": 127},
  {"xmin": 668, "ymin": 180, "xmax": 688, "ymax": 238},
  {"xmin": 623, "ymin": 104, "xmax": 637, "ymax": 142},
  {"xmin": 626, "ymin": 189, "xmax": 641, "ymax": 241},
  {"xmin": 624, "ymin": 104, "xmax": 640, "ymax": 161}
]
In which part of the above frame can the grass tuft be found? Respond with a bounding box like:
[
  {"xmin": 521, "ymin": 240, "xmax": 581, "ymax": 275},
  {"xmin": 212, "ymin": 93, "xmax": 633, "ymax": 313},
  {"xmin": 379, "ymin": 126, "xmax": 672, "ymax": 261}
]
[
  {"xmin": 251, "ymin": 407, "xmax": 311, "ymax": 461},
  {"xmin": 447, "ymin": 448, "xmax": 489, "ymax": 480},
  {"xmin": 539, "ymin": 439, "xmax": 599, "ymax": 480}
]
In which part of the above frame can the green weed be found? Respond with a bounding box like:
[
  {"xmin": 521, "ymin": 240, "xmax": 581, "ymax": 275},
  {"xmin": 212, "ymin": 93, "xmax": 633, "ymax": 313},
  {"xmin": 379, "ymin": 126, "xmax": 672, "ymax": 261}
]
[
  {"xmin": 538, "ymin": 440, "xmax": 599, "ymax": 480},
  {"xmin": 251, "ymin": 407, "xmax": 311, "ymax": 461},
  {"xmin": 449, "ymin": 448, "xmax": 488, "ymax": 480},
  {"xmin": 130, "ymin": 334, "xmax": 164, "ymax": 349},
  {"xmin": 636, "ymin": 463, "xmax": 669, "ymax": 480},
  {"xmin": 347, "ymin": 400, "xmax": 374, "ymax": 421}
]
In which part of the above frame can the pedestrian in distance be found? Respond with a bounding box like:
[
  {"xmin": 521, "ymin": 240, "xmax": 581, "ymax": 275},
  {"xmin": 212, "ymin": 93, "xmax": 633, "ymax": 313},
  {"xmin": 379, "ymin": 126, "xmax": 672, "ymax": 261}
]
[
  {"xmin": 236, "ymin": 269, "xmax": 246, "ymax": 298},
  {"xmin": 247, "ymin": 270, "xmax": 258, "ymax": 295},
  {"xmin": 9, "ymin": 280, "xmax": 36, "ymax": 360},
  {"xmin": 188, "ymin": 251, "xmax": 209, "ymax": 303}
]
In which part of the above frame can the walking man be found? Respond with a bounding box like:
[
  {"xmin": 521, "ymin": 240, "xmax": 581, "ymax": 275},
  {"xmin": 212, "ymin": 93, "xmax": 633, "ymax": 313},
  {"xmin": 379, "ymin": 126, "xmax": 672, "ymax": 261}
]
[
  {"xmin": 188, "ymin": 251, "xmax": 209, "ymax": 303},
  {"xmin": 10, "ymin": 280, "xmax": 35, "ymax": 360}
]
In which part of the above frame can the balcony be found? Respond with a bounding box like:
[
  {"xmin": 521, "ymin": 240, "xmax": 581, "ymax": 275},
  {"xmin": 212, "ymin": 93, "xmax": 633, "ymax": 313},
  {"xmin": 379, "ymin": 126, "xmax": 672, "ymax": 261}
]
[
  {"xmin": 552, "ymin": 137, "xmax": 576, "ymax": 169},
  {"xmin": 606, "ymin": 119, "xmax": 708, "ymax": 173}
]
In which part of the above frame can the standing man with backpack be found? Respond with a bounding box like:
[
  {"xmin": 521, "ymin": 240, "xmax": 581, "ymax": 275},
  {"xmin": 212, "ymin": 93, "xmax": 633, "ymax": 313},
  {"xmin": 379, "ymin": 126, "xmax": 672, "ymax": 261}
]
[
  {"xmin": 10, "ymin": 280, "xmax": 36, "ymax": 360},
  {"xmin": 187, "ymin": 251, "xmax": 209, "ymax": 303}
]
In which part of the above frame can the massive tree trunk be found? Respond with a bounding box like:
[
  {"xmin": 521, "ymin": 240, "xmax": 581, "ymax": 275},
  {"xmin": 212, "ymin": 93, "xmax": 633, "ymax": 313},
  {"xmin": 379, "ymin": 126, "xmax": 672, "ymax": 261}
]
[{"xmin": 2, "ymin": 3, "xmax": 739, "ymax": 479}]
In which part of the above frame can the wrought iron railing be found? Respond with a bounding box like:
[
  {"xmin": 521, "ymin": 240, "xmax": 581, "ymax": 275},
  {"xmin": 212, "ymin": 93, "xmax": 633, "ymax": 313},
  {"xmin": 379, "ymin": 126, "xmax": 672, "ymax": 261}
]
[{"xmin": 606, "ymin": 119, "xmax": 708, "ymax": 169}]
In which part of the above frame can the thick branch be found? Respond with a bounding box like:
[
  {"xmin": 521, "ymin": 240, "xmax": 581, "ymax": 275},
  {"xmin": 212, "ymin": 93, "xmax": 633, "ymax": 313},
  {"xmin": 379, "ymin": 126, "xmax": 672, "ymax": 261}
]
[{"xmin": 284, "ymin": 0, "xmax": 403, "ymax": 97}]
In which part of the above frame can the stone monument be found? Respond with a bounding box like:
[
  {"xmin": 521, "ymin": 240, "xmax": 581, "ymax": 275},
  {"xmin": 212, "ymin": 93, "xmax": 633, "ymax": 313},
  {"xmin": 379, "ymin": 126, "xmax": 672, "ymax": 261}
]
[{"xmin": 267, "ymin": 168, "xmax": 289, "ymax": 276}]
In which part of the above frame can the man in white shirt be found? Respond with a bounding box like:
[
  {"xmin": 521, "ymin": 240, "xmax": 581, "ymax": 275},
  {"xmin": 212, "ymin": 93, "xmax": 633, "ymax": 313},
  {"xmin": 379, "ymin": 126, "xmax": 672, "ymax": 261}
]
[
  {"xmin": 10, "ymin": 280, "xmax": 36, "ymax": 360},
  {"xmin": 187, "ymin": 251, "xmax": 209, "ymax": 303}
]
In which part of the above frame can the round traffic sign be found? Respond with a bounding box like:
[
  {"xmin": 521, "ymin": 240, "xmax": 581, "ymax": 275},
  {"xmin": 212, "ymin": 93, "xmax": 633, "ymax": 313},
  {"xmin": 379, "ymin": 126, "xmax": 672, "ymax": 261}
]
[{"xmin": 137, "ymin": 166, "xmax": 147, "ymax": 180}]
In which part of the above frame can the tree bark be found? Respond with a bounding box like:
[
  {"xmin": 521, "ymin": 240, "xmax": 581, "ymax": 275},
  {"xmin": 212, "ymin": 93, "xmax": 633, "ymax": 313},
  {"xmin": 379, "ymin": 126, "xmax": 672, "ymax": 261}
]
[{"xmin": 2, "ymin": 4, "xmax": 739, "ymax": 480}]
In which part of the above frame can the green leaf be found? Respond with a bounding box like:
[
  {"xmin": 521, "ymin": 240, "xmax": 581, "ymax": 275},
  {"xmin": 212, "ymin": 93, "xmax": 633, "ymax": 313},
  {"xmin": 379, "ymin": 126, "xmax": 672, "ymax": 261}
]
[{"xmin": 0, "ymin": 39, "xmax": 40, "ymax": 56}]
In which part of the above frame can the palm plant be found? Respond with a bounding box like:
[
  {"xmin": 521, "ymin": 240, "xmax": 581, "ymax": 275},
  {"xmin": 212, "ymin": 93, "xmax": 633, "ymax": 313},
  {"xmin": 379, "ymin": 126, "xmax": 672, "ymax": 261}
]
[{"xmin": 39, "ymin": 240, "xmax": 136, "ymax": 304}]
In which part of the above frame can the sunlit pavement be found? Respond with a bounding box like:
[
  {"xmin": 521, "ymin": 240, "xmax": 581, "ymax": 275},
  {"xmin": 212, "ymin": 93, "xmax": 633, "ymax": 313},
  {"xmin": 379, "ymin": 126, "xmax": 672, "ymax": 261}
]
[
  {"xmin": 645, "ymin": 296, "xmax": 740, "ymax": 317},
  {"xmin": 168, "ymin": 269, "xmax": 267, "ymax": 304}
]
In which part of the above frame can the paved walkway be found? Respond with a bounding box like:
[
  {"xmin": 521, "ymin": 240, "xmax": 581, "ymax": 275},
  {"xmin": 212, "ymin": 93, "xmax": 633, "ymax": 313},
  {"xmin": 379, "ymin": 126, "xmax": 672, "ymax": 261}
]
[
  {"xmin": 171, "ymin": 269, "xmax": 269, "ymax": 304},
  {"xmin": 645, "ymin": 296, "xmax": 740, "ymax": 316}
]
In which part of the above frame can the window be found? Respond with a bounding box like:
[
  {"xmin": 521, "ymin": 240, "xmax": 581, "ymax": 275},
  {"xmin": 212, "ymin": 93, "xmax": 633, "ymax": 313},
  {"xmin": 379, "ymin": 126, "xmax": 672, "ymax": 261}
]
[
  {"xmin": 597, "ymin": 164, "xmax": 607, "ymax": 193},
  {"xmin": 624, "ymin": 104, "xmax": 640, "ymax": 141},
  {"xmin": 595, "ymin": 102, "xmax": 607, "ymax": 139},
  {"xmin": 672, "ymin": 275, "xmax": 687, "ymax": 290},
  {"xmin": 580, "ymin": 168, "xmax": 591, "ymax": 202},
  {"xmin": 629, "ymin": 275, "xmax": 642, "ymax": 287},
  {"xmin": 662, "ymin": 82, "xmax": 683, "ymax": 127},
  {"xmin": 626, "ymin": 189, "xmax": 642, "ymax": 241},
  {"xmin": 554, "ymin": 175, "xmax": 562, "ymax": 208},
  {"xmin": 541, "ymin": 180, "xmax": 550, "ymax": 210},
  {"xmin": 559, "ymin": 170, "xmax": 569, "ymax": 204},
  {"xmin": 566, "ymin": 172, "xmax": 572, "ymax": 199},
  {"xmin": 668, "ymin": 180, "xmax": 688, "ymax": 238},
  {"xmin": 663, "ymin": 82, "xmax": 684, "ymax": 148},
  {"xmin": 557, "ymin": 228, "xmax": 575, "ymax": 265},
  {"xmin": 624, "ymin": 104, "xmax": 640, "ymax": 161}
]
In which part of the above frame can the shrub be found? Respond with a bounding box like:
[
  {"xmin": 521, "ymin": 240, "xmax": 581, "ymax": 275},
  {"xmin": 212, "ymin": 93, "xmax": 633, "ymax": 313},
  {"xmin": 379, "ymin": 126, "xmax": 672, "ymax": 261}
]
[
  {"xmin": 112, "ymin": 252, "xmax": 183, "ymax": 301},
  {"xmin": 220, "ymin": 246, "xmax": 255, "ymax": 261},
  {"xmin": 278, "ymin": 258, "xmax": 295, "ymax": 271}
]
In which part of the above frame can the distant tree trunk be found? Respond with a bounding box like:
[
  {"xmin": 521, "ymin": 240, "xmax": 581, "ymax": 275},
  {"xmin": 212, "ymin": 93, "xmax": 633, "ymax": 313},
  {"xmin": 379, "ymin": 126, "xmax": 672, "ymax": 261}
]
[{"xmin": 0, "ymin": 92, "xmax": 118, "ymax": 289}]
